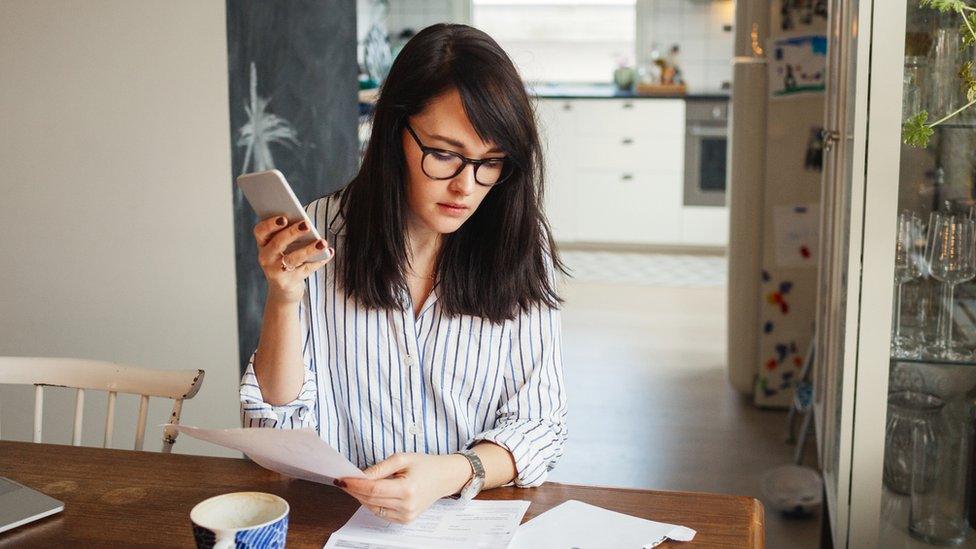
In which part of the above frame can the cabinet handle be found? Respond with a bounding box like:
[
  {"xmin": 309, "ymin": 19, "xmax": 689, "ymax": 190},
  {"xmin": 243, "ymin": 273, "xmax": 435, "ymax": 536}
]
[
  {"xmin": 562, "ymin": 102, "xmax": 573, "ymax": 111},
  {"xmin": 621, "ymin": 173, "xmax": 634, "ymax": 181},
  {"xmin": 622, "ymin": 102, "xmax": 634, "ymax": 109},
  {"xmin": 621, "ymin": 137, "xmax": 634, "ymax": 145}
]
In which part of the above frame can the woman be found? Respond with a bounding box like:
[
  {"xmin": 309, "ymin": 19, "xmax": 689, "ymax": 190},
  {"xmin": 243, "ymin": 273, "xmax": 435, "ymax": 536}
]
[{"xmin": 240, "ymin": 23, "xmax": 567, "ymax": 524}]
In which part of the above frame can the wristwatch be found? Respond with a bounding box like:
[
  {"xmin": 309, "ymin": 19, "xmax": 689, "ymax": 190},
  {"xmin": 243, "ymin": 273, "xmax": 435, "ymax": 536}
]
[{"xmin": 455, "ymin": 449, "xmax": 486, "ymax": 501}]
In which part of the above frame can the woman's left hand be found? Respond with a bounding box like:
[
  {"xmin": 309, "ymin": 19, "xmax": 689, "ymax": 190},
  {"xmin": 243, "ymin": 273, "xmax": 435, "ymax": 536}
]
[{"xmin": 335, "ymin": 452, "xmax": 471, "ymax": 524}]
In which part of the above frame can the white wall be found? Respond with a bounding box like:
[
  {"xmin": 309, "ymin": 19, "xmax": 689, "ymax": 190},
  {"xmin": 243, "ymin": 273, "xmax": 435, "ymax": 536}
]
[
  {"xmin": 0, "ymin": 0, "xmax": 239, "ymax": 456},
  {"xmin": 637, "ymin": 0, "xmax": 735, "ymax": 91},
  {"xmin": 385, "ymin": 0, "xmax": 470, "ymax": 38}
]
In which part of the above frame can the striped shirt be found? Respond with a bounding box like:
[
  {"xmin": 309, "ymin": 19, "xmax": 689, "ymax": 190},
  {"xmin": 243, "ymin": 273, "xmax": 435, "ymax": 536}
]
[{"xmin": 239, "ymin": 190, "xmax": 568, "ymax": 487}]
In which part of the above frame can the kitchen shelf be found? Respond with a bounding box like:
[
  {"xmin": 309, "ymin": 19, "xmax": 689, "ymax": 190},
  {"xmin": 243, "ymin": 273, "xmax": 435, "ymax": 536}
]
[
  {"xmin": 934, "ymin": 120, "xmax": 976, "ymax": 130},
  {"xmin": 891, "ymin": 356, "xmax": 976, "ymax": 368}
]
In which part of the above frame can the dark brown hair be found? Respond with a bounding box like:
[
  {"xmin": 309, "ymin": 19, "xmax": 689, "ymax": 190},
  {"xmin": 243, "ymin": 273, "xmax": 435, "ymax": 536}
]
[{"xmin": 339, "ymin": 23, "xmax": 564, "ymax": 322}]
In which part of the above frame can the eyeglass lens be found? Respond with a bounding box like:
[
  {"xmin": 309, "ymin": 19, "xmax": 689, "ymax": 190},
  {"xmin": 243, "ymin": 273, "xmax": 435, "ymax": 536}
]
[{"xmin": 422, "ymin": 151, "xmax": 506, "ymax": 186}]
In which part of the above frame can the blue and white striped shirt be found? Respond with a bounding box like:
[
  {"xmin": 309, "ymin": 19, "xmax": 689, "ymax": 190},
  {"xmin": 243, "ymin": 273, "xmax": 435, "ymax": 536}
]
[{"xmin": 240, "ymin": 191, "xmax": 568, "ymax": 487}]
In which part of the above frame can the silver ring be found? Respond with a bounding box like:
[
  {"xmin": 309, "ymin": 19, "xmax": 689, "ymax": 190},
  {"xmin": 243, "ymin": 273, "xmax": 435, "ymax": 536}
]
[
  {"xmin": 378, "ymin": 507, "xmax": 387, "ymax": 518},
  {"xmin": 280, "ymin": 254, "xmax": 296, "ymax": 272}
]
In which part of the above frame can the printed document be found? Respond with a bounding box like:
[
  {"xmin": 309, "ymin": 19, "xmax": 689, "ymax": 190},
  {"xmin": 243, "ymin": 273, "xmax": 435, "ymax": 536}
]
[
  {"xmin": 510, "ymin": 499, "xmax": 696, "ymax": 548},
  {"xmin": 324, "ymin": 499, "xmax": 530, "ymax": 549},
  {"xmin": 170, "ymin": 425, "xmax": 365, "ymax": 483}
]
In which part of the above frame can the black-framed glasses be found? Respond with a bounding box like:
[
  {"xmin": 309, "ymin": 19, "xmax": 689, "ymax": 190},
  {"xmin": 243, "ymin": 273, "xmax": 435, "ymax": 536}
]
[{"xmin": 405, "ymin": 124, "xmax": 512, "ymax": 187}]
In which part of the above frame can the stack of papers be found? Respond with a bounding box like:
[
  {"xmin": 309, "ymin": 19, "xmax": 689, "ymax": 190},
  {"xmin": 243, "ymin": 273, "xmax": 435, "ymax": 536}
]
[
  {"xmin": 325, "ymin": 499, "xmax": 530, "ymax": 548},
  {"xmin": 511, "ymin": 499, "xmax": 696, "ymax": 548}
]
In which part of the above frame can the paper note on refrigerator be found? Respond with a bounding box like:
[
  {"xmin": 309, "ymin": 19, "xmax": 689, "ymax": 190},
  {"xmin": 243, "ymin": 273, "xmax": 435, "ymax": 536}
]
[
  {"xmin": 772, "ymin": 204, "xmax": 818, "ymax": 268},
  {"xmin": 510, "ymin": 500, "xmax": 696, "ymax": 549},
  {"xmin": 169, "ymin": 425, "xmax": 365, "ymax": 483}
]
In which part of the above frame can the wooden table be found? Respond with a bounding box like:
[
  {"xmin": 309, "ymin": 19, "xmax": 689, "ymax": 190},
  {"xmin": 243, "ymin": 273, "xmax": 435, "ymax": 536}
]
[{"xmin": 0, "ymin": 441, "xmax": 764, "ymax": 547}]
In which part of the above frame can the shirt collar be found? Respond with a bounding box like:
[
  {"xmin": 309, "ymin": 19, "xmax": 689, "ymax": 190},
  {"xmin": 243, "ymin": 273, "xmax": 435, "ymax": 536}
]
[{"xmin": 326, "ymin": 189, "xmax": 347, "ymax": 238}]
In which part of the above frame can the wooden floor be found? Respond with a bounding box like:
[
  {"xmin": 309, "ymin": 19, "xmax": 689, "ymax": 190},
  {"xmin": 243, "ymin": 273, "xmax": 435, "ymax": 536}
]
[{"xmin": 548, "ymin": 280, "xmax": 820, "ymax": 549}]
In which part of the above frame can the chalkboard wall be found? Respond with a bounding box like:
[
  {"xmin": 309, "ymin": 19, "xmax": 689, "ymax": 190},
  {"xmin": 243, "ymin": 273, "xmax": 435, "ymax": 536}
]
[{"xmin": 226, "ymin": 0, "xmax": 359, "ymax": 374}]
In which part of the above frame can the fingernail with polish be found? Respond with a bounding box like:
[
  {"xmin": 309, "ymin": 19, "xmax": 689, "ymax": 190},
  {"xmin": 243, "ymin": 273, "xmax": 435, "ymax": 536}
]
[
  {"xmin": 275, "ymin": 217, "xmax": 286, "ymax": 226},
  {"xmin": 333, "ymin": 479, "xmax": 346, "ymax": 488},
  {"xmin": 315, "ymin": 240, "xmax": 325, "ymax": 250},
  {"xmin": 298, "ymin": 222, "xmax": 308, "ymax": 231}
]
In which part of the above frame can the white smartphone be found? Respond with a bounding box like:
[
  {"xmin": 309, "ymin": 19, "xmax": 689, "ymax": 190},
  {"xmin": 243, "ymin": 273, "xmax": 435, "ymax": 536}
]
[{"xmin": 236, "ymin": 169, "xmax": 330, "ymax": 262}]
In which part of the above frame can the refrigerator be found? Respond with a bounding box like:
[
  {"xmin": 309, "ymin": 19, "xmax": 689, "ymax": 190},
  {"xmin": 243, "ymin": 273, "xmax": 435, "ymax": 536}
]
[{"xmin": 727, "ymin": 0, "xmax": 828, "ymax": 408}]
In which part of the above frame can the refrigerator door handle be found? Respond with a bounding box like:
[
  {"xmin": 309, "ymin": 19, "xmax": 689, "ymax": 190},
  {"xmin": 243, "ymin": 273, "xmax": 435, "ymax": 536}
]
[{"xmin": 821, "ymin": 130, "xmax": 841, "ymax": 151}]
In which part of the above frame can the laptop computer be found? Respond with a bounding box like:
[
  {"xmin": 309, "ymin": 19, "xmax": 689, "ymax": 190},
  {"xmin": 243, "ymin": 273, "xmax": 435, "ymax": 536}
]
[{"xmin": 0, "ymin": 477, "xmax": 64, "ymax": 534}]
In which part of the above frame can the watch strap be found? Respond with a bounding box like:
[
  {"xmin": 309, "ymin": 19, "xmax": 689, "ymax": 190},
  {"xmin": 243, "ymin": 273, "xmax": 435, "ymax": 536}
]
[{"xmin": 456, "ymin": 449, "xmax": 485, "ymax": 500}]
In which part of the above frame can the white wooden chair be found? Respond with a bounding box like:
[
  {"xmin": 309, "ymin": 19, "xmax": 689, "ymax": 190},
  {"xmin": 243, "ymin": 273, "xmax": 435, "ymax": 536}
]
[{"xmin": 0, "ymin": 356, "xmax": 205, "ymax": 452}]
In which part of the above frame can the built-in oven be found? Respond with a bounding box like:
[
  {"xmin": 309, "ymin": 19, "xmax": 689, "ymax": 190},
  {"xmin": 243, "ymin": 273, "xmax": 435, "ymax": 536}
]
[{"xmin": 683, "ymin": 99, "xmax": 729, "ymax": 207}]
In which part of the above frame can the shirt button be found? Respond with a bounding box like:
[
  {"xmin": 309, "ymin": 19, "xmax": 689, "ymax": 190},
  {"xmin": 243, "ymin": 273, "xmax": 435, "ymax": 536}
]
[
  {"xmin": 408, "ymin": 423, "xmax": 422, "ymax": 436},
  {"xmin": 406, "ymin": 356, "xmax": 415, "ymax": 366}
]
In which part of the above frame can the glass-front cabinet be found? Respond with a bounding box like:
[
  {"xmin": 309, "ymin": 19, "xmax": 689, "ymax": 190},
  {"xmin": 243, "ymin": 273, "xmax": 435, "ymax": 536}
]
[{"xmin": 817, "ymin": 0, "xmax": 976, "ymax": 546}]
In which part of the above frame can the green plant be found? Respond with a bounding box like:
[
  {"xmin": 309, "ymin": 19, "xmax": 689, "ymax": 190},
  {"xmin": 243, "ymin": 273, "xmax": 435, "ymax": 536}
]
[{"xmin": 903, "ymin": 0, "xmax": 976, "ymax": 147}]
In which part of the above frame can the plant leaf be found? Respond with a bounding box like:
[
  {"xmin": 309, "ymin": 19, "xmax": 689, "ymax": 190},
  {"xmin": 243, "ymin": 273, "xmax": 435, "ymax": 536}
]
[
  {"xmin": 962, "ymin": 13, "xmax": 976, "ymax": 44},
  {"xmin": 903, "ymin": 111, "xmax": 934, "ymax": 148},
  {"xmin": 960, "ymin": 61, "xmax": 976, "ymax": 101},
  {"xmin": 920, "ymin": 0, "xmax": 968, "ymax": 13}
]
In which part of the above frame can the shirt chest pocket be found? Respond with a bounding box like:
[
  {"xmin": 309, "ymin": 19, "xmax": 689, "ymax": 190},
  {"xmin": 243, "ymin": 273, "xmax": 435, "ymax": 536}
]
[{"xmin": 434, "ymin": 316, "xmax": 509, "ymax": 402}]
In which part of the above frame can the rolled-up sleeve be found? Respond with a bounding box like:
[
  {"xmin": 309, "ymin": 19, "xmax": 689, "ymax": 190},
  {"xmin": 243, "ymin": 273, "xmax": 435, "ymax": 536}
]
[
  {"xmin": 239, "ymin": 290, "xmax": 319, "ymax": 431},
  {"xmin": 467, "ymin": 297, "xmax": 568, "ymax": 487}
]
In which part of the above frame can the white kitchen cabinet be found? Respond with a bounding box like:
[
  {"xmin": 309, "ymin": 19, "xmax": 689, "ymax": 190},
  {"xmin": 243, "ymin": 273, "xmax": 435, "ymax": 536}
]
[
  {"xmin": 535, "ymin": 99, "xmax": 579, "ymax": 242},
  {"xmin": 575, "ymin": 168, "xmax": 682, "ymax": 244},
  {"xmin": 571, "ymin": 98, "xmax": 685, "ymax": 138},
  {"xmin": 535, "ymin": 96, "xmax": 724, "ymax": 247},
  {"xmin": 680, "ymin": 206, "xmax": 729, "ymax": 247},
  {"xmin": 576, "ymin": 132, "xmax": 684, "ymax": 173}
]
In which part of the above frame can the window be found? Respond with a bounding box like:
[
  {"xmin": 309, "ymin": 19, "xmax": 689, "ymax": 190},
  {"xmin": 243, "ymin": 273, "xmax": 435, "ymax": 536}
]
[{"xmin": 471, "ymin": 0, "xmax": 636, "ymax": 84}]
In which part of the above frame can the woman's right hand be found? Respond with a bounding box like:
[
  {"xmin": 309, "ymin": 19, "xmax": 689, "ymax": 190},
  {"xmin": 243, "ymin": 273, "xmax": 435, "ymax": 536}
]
[{"xmin": 254, "ymin": 216, "xmax": 334, "ymax": 305}]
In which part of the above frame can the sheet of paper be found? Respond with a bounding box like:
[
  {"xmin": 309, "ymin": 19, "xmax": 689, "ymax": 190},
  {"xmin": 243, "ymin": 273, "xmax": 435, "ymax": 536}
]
[
  {"xmin": 772, "ymin": 203, "xmax": 818, "ymax": 268},
  {"xmin": 324, "ymin": 499, "xmax": 530, "ymax": 549},
  {"xmin": 170, "ymin": 425, "xmax": 365, "ymax": 483},
  {"xmin": 510, "ymin": 500, "xmax": 696, "ymax": 549}
]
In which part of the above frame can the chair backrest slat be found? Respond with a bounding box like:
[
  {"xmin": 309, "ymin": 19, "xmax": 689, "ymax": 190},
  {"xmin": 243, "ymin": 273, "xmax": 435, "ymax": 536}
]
[
  {"xmin": 134, "ymin": 394, "xmax": 150, "ymax": 451},
  {"xmin": 1, "ymin": 357, "xmax": 205, "ymax": 452},
  {"xmin": 162, "ymin": 398, "xmax": 185, "ymax": 454},
  {"xmin": 72, "ymin": 388, "xmax": 85, "ymax": 446},
  {"xmin": 104, "ymin": 391, "xmax": 117, "ymax": 448},
  {"xmin": 33, "ymin": 386, "xmax": 43, "ymax": 443}
]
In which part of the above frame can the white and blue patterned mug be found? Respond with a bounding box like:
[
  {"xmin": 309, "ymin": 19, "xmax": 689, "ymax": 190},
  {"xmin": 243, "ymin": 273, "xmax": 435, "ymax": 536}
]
[{"xmin": 190, "ymin": 492, "xmax": 289, "ymax": 549}]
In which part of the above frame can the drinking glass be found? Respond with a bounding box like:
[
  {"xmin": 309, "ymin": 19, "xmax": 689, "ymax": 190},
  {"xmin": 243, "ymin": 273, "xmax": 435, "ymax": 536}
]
[
  {"xmin": 926, "ymin": 213, "xmax": 976, "ymax": 360},
  {"xmin": 903, "ymin": 56, "xmax": 928, "ymax": 121},
  {"xmin": 909, "ymin": 400, "xmax": 971, "ymax": 545},
  {"xmin": 884, "ymin": 391, "xmax": 944, "ymax": 495},
  {"xmin": 929, "ymin": 25, "xmax": 961, "ymax": 119},
  {"xmin": 892, "ymin": 211, "xmax": 925, "ymax": 358}
]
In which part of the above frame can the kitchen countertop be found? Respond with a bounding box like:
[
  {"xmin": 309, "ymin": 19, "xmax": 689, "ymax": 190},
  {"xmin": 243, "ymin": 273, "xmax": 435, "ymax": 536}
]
[
  {"xmin": 526, "ymin": 82, "xmax": 729, "ymax": 101},
  {"xmin": 358, "ymin": 83, "xmax": 729, "ymax": 109}
]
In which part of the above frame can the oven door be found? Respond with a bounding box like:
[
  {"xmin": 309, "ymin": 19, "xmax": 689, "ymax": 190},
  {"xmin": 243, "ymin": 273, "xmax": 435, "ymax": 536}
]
[{"xmin": 683, "ymin": 124, "xmax": 728, "ymax": 207}]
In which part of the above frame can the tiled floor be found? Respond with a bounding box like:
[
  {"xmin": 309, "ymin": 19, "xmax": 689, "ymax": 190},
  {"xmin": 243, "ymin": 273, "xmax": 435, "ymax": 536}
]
[
  {"xmin": 559, "ymin": 250, "xmax": 727, "ymax": 287},
  {"xmin": 549, "ymin": 251, "xmax": 820, "ymax": 549}
]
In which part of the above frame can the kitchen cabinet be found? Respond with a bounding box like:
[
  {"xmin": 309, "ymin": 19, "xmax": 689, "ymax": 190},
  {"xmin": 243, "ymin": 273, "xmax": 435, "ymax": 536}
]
[
  {"xmin": 575, "ymin": 169, "xmax": 681, "ymax": 244},
  {"xmin": 535, "ymin": 98, "xmax": 580, "ymax": 242},
  {"xmin": 534, "ymin": 96, "xmax": 727, "ymax": 247}
]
